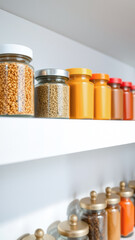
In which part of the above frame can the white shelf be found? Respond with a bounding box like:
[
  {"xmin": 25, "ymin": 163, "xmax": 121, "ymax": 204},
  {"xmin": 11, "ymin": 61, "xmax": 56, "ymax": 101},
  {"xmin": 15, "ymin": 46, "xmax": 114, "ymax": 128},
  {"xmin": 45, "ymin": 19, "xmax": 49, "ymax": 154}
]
[{"xmin": 0, "ymin": 118, "xmax": 135, "ymax": 166}]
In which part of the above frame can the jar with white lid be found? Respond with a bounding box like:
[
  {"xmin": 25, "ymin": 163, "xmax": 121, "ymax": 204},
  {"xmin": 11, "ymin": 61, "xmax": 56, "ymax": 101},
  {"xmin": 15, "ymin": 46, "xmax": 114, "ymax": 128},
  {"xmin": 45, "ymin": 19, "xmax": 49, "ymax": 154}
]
[
  {"xmin": 0, "ymin": 44, "xmax": 34, "ymax": 116},
  {"xmin": 19, "ymin": 228, "xmax": 55, "ymax": 240}
]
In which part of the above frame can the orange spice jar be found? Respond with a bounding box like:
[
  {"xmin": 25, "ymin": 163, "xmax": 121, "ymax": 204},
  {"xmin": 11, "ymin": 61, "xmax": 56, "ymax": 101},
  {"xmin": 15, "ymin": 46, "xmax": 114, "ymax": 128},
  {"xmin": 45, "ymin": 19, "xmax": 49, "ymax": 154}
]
[
  {"xmin": 128, "ymin": 180, "xmax": 135, "ymax": 226},
  {"xmin": 131, "ymin": 86, "xmax": 135, "ymax": 120},
  {"xmin": 66, "ymin": 68, "xmax": 94, "ymax": 119},
  {"xmin": 91, "ymin": 73, "xmax": 111, "ymax": 120},
  {"xmin": 121, "ymin": 82, "xmax": 133, "ymax": 120},
  {"xmin": 112, "ymin": 181, "xmax": 134, "ymax": 237}
]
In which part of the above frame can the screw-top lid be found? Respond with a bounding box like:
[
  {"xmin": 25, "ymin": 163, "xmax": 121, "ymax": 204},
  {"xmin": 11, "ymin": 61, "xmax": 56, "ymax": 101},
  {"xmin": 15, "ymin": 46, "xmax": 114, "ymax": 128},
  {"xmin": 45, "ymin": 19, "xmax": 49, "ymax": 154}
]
[
  {"xmin": 108, "ymin": 78, "xmax": 122, "ymax": 85},
  {"xmin": 128, "ymin": 180, "xmax": 135, "ymax": 192},
  {"xmin": 66, "ymin": 68, "xmax": 92, "ymax": 77},
  {"xmin": 99, "ymin": 187, "xmax": 120, "ymax": 205},
  {"xmin": 35, "ymin": 69, "xmax": 69, "ymax": 79},
  {"xmin": 121, "ymin": 82, "xmax": 132, "ymax": 88},
  {"xmin": 80, "ymin": 191, "xmax": 107, "ymax": 210},
  {"xmin": 0, "ymin": 44, "xmax": 33, "ymax": 60},
  {"xmin": 112, "ymin": 181, "xmax": 134, "ymax": 198},
  {"xmin": 21, "ymin": 229, "xmax": 55, "ymax": 240},
  {"xmin": 58, "ymin": 215, "xmax": 89, "ymax": 238},
  {"xmin": 91, "ymin": 73, "xmax": 109, "ymax": 81}
]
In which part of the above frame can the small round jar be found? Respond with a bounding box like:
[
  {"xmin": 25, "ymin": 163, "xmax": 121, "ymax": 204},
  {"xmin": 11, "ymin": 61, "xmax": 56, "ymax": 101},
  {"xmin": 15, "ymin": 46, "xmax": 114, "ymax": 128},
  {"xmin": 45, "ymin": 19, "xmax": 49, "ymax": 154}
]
[
  {"xmin": 108, "ymin": 78, "xmax": 123, "ymax": 120},
  {"xmin": 20, "ymin": 228, "xmax": 55, "ymax": 240},
  {"xmin": 35, "ymin": 69, "xmax": 69, "ymax": 118},
  {"xmin": 91, "ymin": 73, "xmax": 111, "ymax": 120},
  {"xmin": 80, "ymin": 191, "xmax": 107, "ymax": 240},
  {"xmin": 58, "ymin": 215, "xmax": 89, "ymax": 240},
  {"xmin": 121, "ymin": 82, "xmax": 133, "ymax": 120},
  {"xmin": 128, "ymin": 180, "xmax": 135, "ymax": 226},
  {"xmin": 131, "ymin": 86, "xmax": 135, "ymax": 120},
  {"xmin": 112, "ymin": 181, "xmax": 134, "ymax": 237},
  {"xmin": 0, "ymin": 44, "xmax": 34, "ymax": 116},
  {"xmin": 66, "ymin": 68, "xmax": 94, "ymax": 119}
]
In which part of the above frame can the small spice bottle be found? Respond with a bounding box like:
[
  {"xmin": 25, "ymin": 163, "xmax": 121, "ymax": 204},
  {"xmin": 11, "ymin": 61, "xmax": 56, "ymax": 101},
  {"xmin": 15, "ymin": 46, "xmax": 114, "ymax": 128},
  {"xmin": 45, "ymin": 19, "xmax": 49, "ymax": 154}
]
[
  {"xmin": 112, "ymin": 181, "xmax": 134, "ymax": 237},
  {"xmin": 128, "ymin": 180, "xmax": 135, "ymax": 226},
  {"xmin": 131, "ymin": 86, "xmax": 135, "ymax": 120},
  {"xmin": 121, "ymin": 82, "xmax": 133, "ymax": 120},
  {"xmin": 108, "ymin": 78, "xmax": 123, "ymax": 120},
  {"xmin": 91, "ymin": 73, "xmax": 111, "ymax": 120},
  {"xmin": 19, "ymin": 228, "xmax": 55, "ymax": 240},
  {"xmin": 66, "ymin": 68, "xmax": 94, "ymax": 119},
  {"xmin": 80, "ymin": 191, "xmax": 107, "ymax": 240},
  {"xmin": 99, "ymin": 187, "xmax": 120, "ymax": 240},
  {"xmin": 35, "ymin": 69, "xmax": 69, "ymax": 118},
  {"xmin": 0, "ymin": 44, "xmax": 34, "ymax": 116},
  {"xmin": 58, "ymin": 215, "xmax": 89, "ymax": 240}
]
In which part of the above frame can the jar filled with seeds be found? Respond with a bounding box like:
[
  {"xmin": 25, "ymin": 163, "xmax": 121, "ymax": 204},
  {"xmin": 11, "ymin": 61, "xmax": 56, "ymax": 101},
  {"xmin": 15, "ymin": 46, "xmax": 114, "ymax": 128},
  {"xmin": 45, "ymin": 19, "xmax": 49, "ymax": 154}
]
[
  {"xmin": 0, "ymin": 44, "xmax": 34, "ymax": 116},
  {"xmin": 35, "ymin": 69, "xmax": 69, "ymax": 118},
  {"xmin": 80, "ymin": 191, "xmax": 107, "ymax": 240},
  {"xmin": 19, "ymin": 228, "xmax": 55, "ymax": 240}
]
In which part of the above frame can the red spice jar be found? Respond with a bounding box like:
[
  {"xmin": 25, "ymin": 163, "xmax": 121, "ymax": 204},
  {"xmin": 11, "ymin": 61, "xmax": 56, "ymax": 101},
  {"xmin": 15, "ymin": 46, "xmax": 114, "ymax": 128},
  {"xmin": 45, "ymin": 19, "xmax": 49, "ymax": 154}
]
[
  {"xmin": 131, "ymin": 86, "xmax": 135, "ymax": 120},
  {"xmin": 108, "ymin": 78, "xmax": 123, "ymax": 120},
  {"xmin": 121, "ymin": 82, "xmax": 133, "ymax": 120}
]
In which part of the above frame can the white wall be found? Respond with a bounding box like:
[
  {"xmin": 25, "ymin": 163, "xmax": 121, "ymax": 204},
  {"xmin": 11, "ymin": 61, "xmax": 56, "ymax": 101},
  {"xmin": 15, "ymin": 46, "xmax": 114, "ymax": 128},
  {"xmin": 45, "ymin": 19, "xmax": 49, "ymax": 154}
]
[{"xmin": 0, "ymin": 9, "xmax": 135, "ymax": 240}]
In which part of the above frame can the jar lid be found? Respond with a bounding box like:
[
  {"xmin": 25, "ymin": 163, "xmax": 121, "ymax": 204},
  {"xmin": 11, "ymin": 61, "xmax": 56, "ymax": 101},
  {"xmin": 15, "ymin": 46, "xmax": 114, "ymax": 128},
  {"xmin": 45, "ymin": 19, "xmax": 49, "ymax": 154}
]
[
  {"xmin": 66, "ymin": 68, "xmax": 92, "ymax": 77},
  {"xmin": 99, "ymin": 187, "xmax": 120, "ymax": 205},
  {"xmin": 0, "ymin": 44, "xmax": 33, "ymax": 60},
  {"xmin": 112, "ymin": 181, "xmax": 134, "ymax": 198},
  {"xmin": 108, "ymin": 78, "xmax": 122, "ymax": 84},
  {"xmin": 91, "ymin": 73, "xmax": 109, "ymax": 81},
  {"xmin": 121, "ymin": 81, "xmax": 132, "ymax": 88},
  {"xmin": 128, "ymin": 180, "xmax": 135, "ymax": 191},
  {"xmin": 131, "ymin": 86, "xmax": 135, "ymax": 90},
  {"xmin": 58, "ymin": 215, "xmax": 89, "ymax": 238},
  {"xmin": 80, "ymin": 191, "xmax": 107, "ymax": 210},
  {"xmin": 21, "ymin": 229, "xmax": 55, "ymax": 240},
  {"xmin": 35, "ymin": 69, "xmax": 69, "ymax": 79}
]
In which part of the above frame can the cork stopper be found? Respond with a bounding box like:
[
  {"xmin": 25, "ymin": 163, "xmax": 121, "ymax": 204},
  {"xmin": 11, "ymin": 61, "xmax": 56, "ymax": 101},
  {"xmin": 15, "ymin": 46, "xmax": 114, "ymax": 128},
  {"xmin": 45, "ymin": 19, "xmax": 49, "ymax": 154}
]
[
  {"xmin": 35, "ymin": 229, "xmax": 44, "ymax": 240},
  {"xmin": 69, "ymin": 215, "xmax": 78, "ymax": 226}
]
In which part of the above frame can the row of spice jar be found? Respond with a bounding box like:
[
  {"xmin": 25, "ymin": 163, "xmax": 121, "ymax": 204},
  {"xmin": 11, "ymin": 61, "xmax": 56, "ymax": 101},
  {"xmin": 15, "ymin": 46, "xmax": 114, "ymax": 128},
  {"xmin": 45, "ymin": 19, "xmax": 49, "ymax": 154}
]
[
  {"xmin": 0, "ymin": 43, "xmax": 135, "ymax": 120},
  {"xmin": 18, "ymin": 180, "xmax": 135, "ymax": 240}
]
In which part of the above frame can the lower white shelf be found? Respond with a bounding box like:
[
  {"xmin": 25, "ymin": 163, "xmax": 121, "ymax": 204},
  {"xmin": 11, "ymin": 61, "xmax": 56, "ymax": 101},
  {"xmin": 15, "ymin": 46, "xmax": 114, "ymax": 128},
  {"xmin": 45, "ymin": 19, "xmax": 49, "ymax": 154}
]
[{"xmin": 0, "ymin": 118, "xmax": 135, "ymax": 165}]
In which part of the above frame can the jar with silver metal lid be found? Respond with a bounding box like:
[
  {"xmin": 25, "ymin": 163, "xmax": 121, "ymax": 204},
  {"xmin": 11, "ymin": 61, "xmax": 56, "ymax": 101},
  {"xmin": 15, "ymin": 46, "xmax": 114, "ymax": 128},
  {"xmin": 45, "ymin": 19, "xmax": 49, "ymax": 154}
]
[
  {"xmin": 58, "ymin": 215, "xmax": 89, "ymax": 240},
  {"xmin": 19, "ymin": 228, "xmax": 55, "ymax": 240},
  {"xmin": 80, "ymin": 191, "xmax": 107, "ymax": 240},
  {"xmin": 35, "ymin": 69, "xmax": 69, "ymax": 118}
]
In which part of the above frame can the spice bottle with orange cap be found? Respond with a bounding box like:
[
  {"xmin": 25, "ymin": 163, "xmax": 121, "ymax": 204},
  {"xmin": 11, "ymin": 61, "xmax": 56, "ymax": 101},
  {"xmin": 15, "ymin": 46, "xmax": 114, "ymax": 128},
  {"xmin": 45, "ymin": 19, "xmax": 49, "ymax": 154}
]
[
  {"xmin": 80, "ymin": 191, "xmax": 107, "ymax": 240},
  {"xmin": 91, "ymin": 73, "xmax": 111, "ymax": 120},
  {"xmin": 58, "ymin": 215, "xmax": 89, "ymax": 240},
  {"xmin": 108, "ymin": 78, "xmax": 123, "ymax": 120},
  {"xmin": 112, "ymin": 181, "xmax": 134, "ymax": 237},
  {"xmin": 131, "ymin": 86, "xmax": 135, "ymax": 120},
  {"xmin": 121, "ymin": 82, "xmax": 133, "ymax": 120},
  {"xmin": 128, "ymin": 180, "xmax": 135, "ymax": 226},
  {"xmin": 19, "ymin": 228, "xmax": 56, "ymax": 240},
  {"xmin": 66, "ymin": 68, "xmax": 94, "ymax": 119}
]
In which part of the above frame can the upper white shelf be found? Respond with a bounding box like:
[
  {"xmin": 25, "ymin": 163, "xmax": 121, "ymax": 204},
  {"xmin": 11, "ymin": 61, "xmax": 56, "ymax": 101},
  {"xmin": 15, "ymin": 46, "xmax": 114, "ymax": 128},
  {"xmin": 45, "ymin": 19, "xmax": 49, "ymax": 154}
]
[{"xmin": 0, "ymin": 118, "xmax": 135, "ymax": 165}]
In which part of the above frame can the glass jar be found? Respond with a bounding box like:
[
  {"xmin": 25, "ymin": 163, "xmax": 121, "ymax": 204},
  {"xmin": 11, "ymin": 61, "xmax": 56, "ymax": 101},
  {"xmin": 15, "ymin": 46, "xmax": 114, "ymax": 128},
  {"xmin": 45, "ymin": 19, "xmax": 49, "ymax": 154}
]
[
  {"xmin": 80, "ymin": 191, "xmax": 107, "ymax": 240},
  {"xmin": 121, "ymin": 82, "xmax": 133, "ymax": 120},
  {"xmin": 0, "ymin": 44, "xmax": 34, "ymax": 116},
  {"xmin": 128, "ymin": 180, "xmax": 135, "ymax": 226},
  {"xmin": 131, "ymin": 86, "xmax": 135, "ymax": 120},
  {"xmin": 35, "ymin": 69, "xmax": 69, "ymax": 118},
  {"xmin": 20, "ymin": 228, "xmax": 55, "ymax": 240},
  {"xmin": 58, "ymin": 215, "xmax": 89, "ymax": 240},
  {"xmin": 91, "ymin": 73, "xmax": 111, "ymax": 120},
  {"xmin": 112, "ymin": 181, "xmax": 134, "ymax": 237},
  {"xmin": 108, "ymin": 78, "xmax": 123, "ymax": 120},
  {"xmin": 66, "ymin": 68, "xmax": 94, "ymax": 119}
]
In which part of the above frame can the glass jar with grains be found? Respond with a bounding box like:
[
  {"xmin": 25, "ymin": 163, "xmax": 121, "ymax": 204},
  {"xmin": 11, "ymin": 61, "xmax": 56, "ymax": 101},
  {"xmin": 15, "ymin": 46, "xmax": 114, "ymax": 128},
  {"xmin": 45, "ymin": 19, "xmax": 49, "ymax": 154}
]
[
  {"xmin": 58, "ymin": 215, "xmax": 89, "ymax": 240},
  {"xmin": 35, "ymin": 69, "xmax": 69, "ymax": 118},
  {"xmin": 0, "ymin": 44, "xmax": 34, "ymax": 116},
  {"xmin": 80, "ymin": 191, "xmax": 107, "ymax": 240},
  {"xmin": 19, "ymin": 228, "xmax": 55, "ymax": 240}
]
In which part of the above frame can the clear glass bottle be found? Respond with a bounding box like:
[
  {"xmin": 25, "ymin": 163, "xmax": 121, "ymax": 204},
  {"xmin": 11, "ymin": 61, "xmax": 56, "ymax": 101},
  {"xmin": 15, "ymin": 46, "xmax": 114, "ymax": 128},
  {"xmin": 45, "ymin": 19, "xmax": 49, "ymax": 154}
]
[
  {"xmin": 80, "ymin": 191, "xmax": 107, "ymax": 240},
  {"xmin": 58, "ymin": 215, "xmax": 89, "ymax": 240},
  {"xmin": 35, "ymin": 69, "xmax": 69, "ymax": 118},
  {"xmin": 112, "ymin": 181, "xmax": 134, "ymax": 237},
  {"xmin": 128, "ymin": 180, "xmax": 135, "ymax": 226},
  {"xmin": 19, "ymin": 228, "xmax": 55, "ymax": 240},
  {"xmin": 0, "ymin": 44, "xmax": 34, "ymax": 116}
]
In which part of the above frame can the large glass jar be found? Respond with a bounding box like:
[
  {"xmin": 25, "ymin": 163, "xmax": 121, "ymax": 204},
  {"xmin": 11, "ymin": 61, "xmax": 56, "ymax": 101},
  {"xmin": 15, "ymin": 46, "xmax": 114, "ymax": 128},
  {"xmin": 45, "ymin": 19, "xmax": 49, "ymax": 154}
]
[
  {"xmin": 58, "ymin": 215, "xmax": 89, "ymax": 240},
  {"xmin": 91, "ymin": 73, "xmax": 111, "ymax": 120},
  {"xmin": 66, "ymin": 68, "xmax": 94, "ymax": 119},
  {"xmin": 35, "ymin": 69, "xmax": 69, "ymax": 118},
  {"xmin": 20, "ymin": 228, "xmax": 55, "ymax": 240},
  {"xmin": 131, "ymin": 86, "xmax": 135, "ymax": 120},
  {"xmin": 128, "ymin": 180, "xmax": 135, "ymax": 226},
  {"xmin": 0, "ymin": 44, "xmax": 34, "ymax": 116},
  {"xmin": 80, "ymin": 191, "xmax": 107, "ymax": 240},
  {"xmin": 112, "ymin": 181, "xmax": 134, "ymax": 237},
  {"xmin": 108, "ymin": 78, "xmax": 123, "ymax": 120},
  {"xmin": 121, "ymin": 82, "xmax": 133, "ymax": 120}
]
